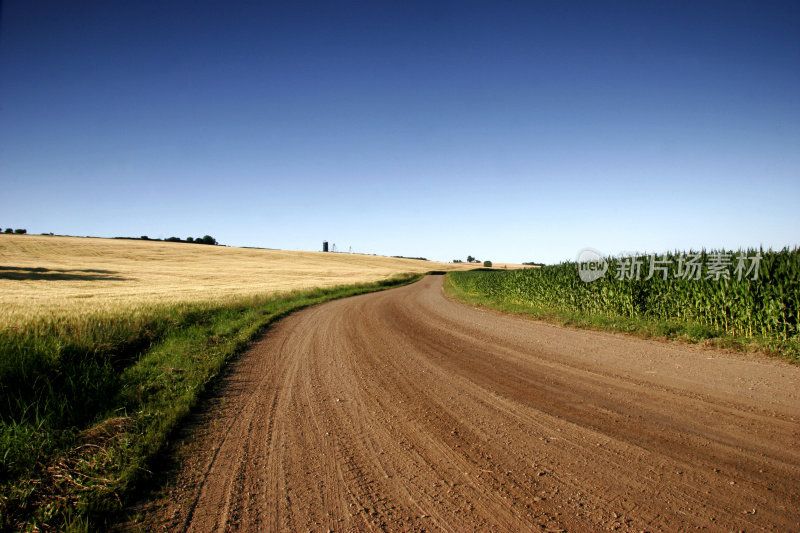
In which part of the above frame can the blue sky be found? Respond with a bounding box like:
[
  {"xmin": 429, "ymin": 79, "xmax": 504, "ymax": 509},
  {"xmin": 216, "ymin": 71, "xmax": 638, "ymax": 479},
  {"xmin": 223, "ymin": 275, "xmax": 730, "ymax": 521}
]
[{"xmin": 1, "ymin": 1, "xmax": 798, "ymax": 264}]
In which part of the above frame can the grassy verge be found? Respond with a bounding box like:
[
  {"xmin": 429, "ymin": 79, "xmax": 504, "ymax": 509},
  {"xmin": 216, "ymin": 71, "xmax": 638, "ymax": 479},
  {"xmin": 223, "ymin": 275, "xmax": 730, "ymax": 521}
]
[
  {"xmin": 444, "ymin": 273, "xmax": 799, "ymax": 363},
  {"xmin": 0, "ymin": 273, "xmax": 422, "ymax": 531}
]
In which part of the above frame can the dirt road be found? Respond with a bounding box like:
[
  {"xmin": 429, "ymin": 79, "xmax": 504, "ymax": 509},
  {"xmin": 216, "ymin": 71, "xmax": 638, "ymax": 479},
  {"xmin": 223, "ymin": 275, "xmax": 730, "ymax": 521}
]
[{"xmin": 142, "ymin": 275, "xmax": 800, "ymax": 532}]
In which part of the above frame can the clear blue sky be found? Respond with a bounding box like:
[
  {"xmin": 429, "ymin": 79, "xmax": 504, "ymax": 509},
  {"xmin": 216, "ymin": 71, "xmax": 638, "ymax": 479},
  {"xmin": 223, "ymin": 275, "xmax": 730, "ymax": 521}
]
[{"xmin": 1, "ymin": 1, "xmax": 798, "ymax": 264}]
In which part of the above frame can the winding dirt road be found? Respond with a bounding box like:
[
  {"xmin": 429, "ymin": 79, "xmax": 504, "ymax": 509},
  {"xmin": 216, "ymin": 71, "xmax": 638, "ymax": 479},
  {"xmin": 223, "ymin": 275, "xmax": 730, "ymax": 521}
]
[{"xmin": 141, "ymin": 275, "xmax": 800, "ymax": 532}]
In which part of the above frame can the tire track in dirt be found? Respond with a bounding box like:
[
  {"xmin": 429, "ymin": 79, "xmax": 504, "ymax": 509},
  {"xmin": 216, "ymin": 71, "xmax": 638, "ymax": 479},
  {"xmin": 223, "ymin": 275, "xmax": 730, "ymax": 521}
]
[{"xmin": 140, "ymin": 275, "xmax": 800, "ymax": 532}]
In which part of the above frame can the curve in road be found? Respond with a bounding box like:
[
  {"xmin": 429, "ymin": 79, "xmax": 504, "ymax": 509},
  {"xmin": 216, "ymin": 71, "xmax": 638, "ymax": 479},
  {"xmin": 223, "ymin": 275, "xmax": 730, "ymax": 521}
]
[{"xmin": 144, "ymin": 275, "xmax": 800, "ymax": 532}]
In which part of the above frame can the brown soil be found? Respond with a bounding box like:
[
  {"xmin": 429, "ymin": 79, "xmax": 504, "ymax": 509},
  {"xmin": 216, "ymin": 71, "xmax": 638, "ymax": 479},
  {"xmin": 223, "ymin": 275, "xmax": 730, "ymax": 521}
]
[{"xmin": 135, "ymin": 275, "xmax": 800, "ymax": 532}]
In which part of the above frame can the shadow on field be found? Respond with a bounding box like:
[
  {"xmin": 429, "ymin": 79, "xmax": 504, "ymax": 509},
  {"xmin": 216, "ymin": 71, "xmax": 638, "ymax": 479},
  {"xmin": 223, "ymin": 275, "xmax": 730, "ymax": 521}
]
[{"xmin": 0, "ymin": 265, "xmax": 128, "ymax": 281}]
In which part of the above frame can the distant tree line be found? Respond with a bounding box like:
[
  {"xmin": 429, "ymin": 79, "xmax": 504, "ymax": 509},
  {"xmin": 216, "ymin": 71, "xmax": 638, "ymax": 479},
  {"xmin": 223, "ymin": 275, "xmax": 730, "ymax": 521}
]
[
  {"xmin": 1, "ymin": 229, "xmax": 220, "ymax": 245},
  {"xmin": 163, "ymin": 235, "xmax": 218, "ymax": 245},
  {"xmin": 453, "ymin": 256, "xmax": 492, "ymax": 266},
  {"xmin": 392, "ymin": 255, "xmax": 429, "ymax": 261},
  {"xmin": 116, "ymin": 235, "xmax": 219, "ymax": 245},
  {"xmin": 522, "ymin": 261, "xmax": 545, "ymax": 267}
]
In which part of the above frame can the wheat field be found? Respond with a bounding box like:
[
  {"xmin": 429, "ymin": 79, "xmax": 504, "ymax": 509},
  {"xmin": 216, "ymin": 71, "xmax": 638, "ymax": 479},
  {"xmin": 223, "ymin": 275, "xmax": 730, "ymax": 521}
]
[{"xmin": 0, "ymin": 235, "xmax": 477, "ymax": 327}]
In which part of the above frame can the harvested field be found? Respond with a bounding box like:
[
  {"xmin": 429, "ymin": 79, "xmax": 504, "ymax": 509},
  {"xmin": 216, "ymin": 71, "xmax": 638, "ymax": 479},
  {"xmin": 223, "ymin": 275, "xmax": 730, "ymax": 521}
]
[{"xmin": 0, "ymin": 235, "xmax": 476, "ymax": 327}]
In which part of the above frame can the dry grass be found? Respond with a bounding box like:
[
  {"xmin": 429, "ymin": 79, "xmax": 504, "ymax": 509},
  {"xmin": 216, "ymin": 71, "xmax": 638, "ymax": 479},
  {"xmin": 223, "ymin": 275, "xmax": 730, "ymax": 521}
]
[{"xmin": 0, "ymin": 234, "xmax": 475, "ymax": 327}]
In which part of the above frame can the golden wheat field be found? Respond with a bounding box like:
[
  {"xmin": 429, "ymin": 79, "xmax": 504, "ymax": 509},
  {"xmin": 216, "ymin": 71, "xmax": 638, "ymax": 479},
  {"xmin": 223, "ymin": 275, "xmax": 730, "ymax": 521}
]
[{"xmin": 0, "ymin": 234, "xmax": 482, "ymax": 327}]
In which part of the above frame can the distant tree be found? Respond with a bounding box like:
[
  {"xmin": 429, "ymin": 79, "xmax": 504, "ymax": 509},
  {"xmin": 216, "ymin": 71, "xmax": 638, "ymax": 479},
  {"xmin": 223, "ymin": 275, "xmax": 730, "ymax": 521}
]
[
  {"xmin": 4, "ymin": 228, "xmax": 13, "ymax": 234},
  {"xmin": 199, "ymin": 235, "xmax": 217, "ymax": 245},
  {"xmin": 467, "ymin": 255, "xmax": 475, "ymax": 263},
  {"xmin": 186, "ymin": 237, "xmax": 194, "ymax": 243},
  {"xmin": 452, "ymin": 259, "xmax": 463, "ymax": 263},
  {"xmin": 140, "ymin": 235, "xmax": 149, "ymax": 240},
  {"xmin": 483, "ymin": 260, "xmax": 492, "ymax": 268},
  {"xmin": 14, "ymin": 229, "xmax": 27, "ymax": 234},
  {"xmin": 166, "ymin": 236, "xmax": 181, "ymax": 242}
]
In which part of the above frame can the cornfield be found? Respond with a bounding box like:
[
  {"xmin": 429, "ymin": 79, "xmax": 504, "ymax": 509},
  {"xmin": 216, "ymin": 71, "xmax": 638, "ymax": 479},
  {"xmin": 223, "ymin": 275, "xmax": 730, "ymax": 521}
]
[{"xmin": 449, "ymin": 248, "xmax": 800, "ymax": 342}]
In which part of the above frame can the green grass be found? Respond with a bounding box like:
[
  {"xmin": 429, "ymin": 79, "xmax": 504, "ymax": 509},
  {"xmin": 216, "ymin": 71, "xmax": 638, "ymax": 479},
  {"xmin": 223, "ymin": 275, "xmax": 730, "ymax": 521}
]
[
  {"xmin": 0, "ymin": 273, "xmax": 422, "ymax": 531},
  {"xmin": 445, "ymin": 249, "xmax": 800, "ymax": 363}
]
